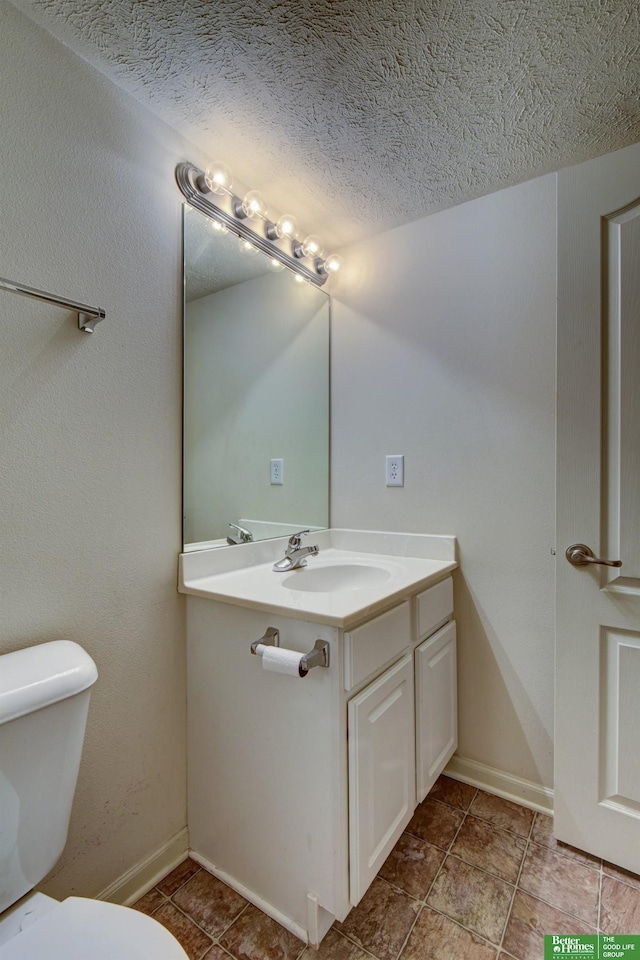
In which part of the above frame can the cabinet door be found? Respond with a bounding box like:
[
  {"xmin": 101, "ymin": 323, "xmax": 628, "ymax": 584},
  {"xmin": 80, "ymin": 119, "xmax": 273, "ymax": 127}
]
[
  {"xmin": 348, "ymin": 654, "xmax": 415, "ymax": 906},
  {"xmin": 415, "ymin": 621, "xmax": 457, "ymax": 803}
]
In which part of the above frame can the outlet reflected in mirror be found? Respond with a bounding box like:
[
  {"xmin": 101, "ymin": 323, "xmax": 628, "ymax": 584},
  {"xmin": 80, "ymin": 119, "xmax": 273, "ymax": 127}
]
[{"xmin": 183, "ymin": 206, "xmax": 330, "ymax": 551}]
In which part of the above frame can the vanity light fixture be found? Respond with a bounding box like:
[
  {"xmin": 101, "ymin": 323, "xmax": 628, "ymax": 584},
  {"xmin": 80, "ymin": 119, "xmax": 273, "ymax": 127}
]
[
  {"xmin": 318, "ymin": 253, "xmax": 343, "ymax": 277},
  {"xmin": 204, "ymin": 161, "xmax": 232, "ymax": 194},
  {"xmin": 297, "ymin": 234, "xmax": 323, "ymax": 259},
  {"xmin": 272, "ymin": 215, "xmax": 299, "ymax": 240},
  {"xmin": 237, "ymin": 190, "xmax": 266, "ymax": 221},
  {"xmin": 175, "ymin": 161, "xmax": 342, "ymax": 288}
]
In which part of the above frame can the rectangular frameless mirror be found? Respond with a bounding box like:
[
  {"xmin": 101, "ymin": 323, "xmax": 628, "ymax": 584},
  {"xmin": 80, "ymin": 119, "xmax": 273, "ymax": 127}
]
[{"xmin": 182, "ymin": 205, "xmax": 330, "ymax": 551}]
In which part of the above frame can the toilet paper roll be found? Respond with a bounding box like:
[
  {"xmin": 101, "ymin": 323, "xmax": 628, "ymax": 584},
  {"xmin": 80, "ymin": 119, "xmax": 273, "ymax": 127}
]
[{"xmin": 257, "ymin": 644, "xmax": 304, "ymax": 677}]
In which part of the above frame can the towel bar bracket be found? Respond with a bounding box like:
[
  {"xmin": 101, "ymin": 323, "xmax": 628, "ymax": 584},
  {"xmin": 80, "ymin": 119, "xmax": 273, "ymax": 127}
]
[{"xmin": 78, "ymin": 310, "xmax": 105, "ymax": 334}]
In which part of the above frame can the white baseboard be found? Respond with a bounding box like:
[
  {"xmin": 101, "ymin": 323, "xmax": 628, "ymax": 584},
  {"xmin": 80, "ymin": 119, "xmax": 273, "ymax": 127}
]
[
  {"xmin": 94, "ymin": 760, "xmax": 550, "ymax": 914},
  {"xmin": 190, "ymin": 851, "xmax": 310, "ymax": 944},
  {"xmin": 97, "ymin": 827, "xmax": 190, "ymax": 906},
  {"xmin": 445, "ymin": 755, "xmax": 554, "ymax": 816}
]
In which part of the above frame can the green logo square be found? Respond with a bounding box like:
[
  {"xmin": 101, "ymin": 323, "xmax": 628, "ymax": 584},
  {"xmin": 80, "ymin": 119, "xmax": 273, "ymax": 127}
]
[{"xmin": 544, "ymin": 935, "xmax": 597, "ymax": 957}]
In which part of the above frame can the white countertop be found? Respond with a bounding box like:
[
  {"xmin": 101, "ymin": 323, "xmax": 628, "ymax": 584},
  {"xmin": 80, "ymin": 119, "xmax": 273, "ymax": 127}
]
[{"xmin": 179, "ymin": 529, "xmax": 457, "ymax": 628}]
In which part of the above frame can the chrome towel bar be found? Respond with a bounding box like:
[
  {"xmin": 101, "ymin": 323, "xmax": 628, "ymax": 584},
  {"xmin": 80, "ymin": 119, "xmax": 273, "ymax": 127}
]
[{"xmin": 0, "ymin": 275, "xmax": 105, "ymax": 333}]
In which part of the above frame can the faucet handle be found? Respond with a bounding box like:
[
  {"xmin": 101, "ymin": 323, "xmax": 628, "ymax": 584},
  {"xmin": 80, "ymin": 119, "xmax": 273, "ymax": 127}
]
[
  {"xmin": 228, "ymin": 523, "xmax": 253, "ymax": 543},
  {"xmin": 288, "ymin": 528, "xmax": 310, "ymax": 548}
]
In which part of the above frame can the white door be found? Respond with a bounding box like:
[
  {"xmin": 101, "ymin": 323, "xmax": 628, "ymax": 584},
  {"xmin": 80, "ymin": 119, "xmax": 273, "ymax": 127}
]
[
  {"xmin": 415, "ymin": 621, "xmax": 457, "ymax": 803},
  {"xmin": 556, "ymin": 142, "xmax": 640, "ymax": 872},
  {"xmin": 348, "ymin": 653, "xmax": 415, "ymax": 905}
]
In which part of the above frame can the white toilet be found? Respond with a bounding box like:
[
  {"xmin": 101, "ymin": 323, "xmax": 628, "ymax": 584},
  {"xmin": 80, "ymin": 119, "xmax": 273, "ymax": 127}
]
[{"xmin": 0, "ymin": 640, "xmax": 188, "ymax": 959}]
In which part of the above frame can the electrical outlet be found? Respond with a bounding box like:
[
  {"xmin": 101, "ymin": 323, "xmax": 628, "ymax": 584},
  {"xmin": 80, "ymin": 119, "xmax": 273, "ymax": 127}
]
[
  {"xmin": 385, "ymin": 454, "xmax": 404, "ymax": 487},
  {"xmin": 270, "ymin": 458, "xmax": 284, "ymax": 485}
]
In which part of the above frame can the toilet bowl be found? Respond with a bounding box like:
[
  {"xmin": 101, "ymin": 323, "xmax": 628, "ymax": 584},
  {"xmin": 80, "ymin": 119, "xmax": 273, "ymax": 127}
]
[{"xmin": 0, "ymin": 641, "xmax": 187, "ymax": 959}]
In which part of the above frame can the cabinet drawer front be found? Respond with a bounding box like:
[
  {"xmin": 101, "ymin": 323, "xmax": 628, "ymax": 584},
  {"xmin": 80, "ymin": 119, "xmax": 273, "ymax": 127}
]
[
  {"xmin": 348, "ymin": 654, "xmax": 416, "ymax": 906},
  {"xmin": 414, "ymin": 577, "xmax": 453, "ymax": 641},
  {"xmin": 415, "ymin": 621, "xmax": 457, "ymax": 802},
  {"xmin": 344, "ymin": 601, "xmax": 411, "ymax": 691}
]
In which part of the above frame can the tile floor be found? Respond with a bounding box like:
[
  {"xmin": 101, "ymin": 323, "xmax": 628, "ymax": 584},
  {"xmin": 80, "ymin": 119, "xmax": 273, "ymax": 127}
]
[{"xmin": 133, "ymin": 776, "xmax": 640, "ymax": 960}]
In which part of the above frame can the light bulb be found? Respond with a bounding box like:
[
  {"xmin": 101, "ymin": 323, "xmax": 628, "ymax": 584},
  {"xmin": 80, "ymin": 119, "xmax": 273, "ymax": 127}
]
[
  {"xmin": 210, "ymin": 220, "xmax": 228, "ymax": 235},
  {"xmin": 238, "ymin": 238, "xmax": 258, "ymax": 255},
  {"xmin": 324, "ymin": 254, "xmax": 342, "ymax": 274},
  {"xmin": 204, "ymin": 162, "xmax": 232, "ymax": 194},
  {"xmin": 293, "ymin": 273, "xmax": 306, "ymax": 284},
  {"xmin": 301, "ymin": 235, "xmax": 323, "ymax": 258},
  {"xmin": 241, "ymin": 190, "xmax": 266, "ymax": 220},
  {"xmin": 275, "ymin": 214, "xmax": 299, "ymax": 239},
  {"xmin": 269, "ymin": 258, "xmax": 284, "ymax": 271}
]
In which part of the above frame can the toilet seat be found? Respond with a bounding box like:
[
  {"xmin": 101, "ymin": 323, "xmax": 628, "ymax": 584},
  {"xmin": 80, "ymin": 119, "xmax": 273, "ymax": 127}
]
[{"xmin": 0, "ymin": 896, "xmax": 188, "ymax": 959}]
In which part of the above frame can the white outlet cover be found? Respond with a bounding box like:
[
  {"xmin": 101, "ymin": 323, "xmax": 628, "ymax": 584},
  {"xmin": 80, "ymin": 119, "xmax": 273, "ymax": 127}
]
[
  {"xmin": 270, "ymin": 458, "xmax": 284, "ymax": 485},
  {"xmin": 386, "ymin": 455, "xmax": 404, "ymax": 487}
]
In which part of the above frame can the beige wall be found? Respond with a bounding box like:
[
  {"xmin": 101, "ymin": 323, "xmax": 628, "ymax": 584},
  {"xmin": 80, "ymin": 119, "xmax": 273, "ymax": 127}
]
[
  {"xmin": 331, "ymin": 176, "xmax": 557, "ymax": 789},
  {"xmin": 0, "ymin": 2, "xmax": 203, "ymax": 897}
]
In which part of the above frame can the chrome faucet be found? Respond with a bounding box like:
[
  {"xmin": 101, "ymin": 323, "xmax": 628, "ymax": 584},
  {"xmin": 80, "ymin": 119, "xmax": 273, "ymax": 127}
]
[
  {"xmin": 227, "ymin": 523, "xmax": 253, "ymax": 545},
  {"xmin": 273, "ymin": 529, "xmax": 319, "ymax": 572}
]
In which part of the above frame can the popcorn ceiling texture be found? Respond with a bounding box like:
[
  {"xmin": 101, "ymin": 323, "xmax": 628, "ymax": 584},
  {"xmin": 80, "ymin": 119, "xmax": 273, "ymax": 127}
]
[{"xmin": 10, "ymin": 0, "xmax": 640, "ymax": 244}]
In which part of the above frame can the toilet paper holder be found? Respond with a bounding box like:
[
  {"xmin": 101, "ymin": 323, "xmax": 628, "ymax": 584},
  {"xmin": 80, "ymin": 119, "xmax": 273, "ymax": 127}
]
[{"xmin": 250, "ymin": 627, "xmax": 330, "ymax": 676}]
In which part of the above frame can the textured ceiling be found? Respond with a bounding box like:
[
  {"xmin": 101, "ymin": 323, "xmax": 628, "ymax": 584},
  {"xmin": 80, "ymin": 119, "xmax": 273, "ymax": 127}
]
[{"xmin": 9, "ymin": 0, "xmax": 640, "ymax": 246}]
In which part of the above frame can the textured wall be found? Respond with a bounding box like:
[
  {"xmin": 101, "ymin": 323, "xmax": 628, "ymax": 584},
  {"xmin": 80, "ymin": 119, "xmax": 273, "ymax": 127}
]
[
  {"xmin": 331, "ymin": 174, "xmax": 557, "ymax": 788},
  {"xmin": 8, "ymin": 0, "xmax": 640, "ymax": 248},
  {"xmin": 0, "ymin": 1, "xmax": 202, "ymax": 898}
]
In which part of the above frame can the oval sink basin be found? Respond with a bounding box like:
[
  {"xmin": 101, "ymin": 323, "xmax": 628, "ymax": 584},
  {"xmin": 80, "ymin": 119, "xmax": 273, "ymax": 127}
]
[{"xmin": 282, "ymin": 563, "xmax": 393, "ymax": 593}]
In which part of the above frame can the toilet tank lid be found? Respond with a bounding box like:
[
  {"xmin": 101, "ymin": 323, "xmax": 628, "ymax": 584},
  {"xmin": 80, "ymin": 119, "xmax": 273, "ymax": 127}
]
[{"xmin": 0, "ymin": 641, "xmax": 98, "ymax": 725}]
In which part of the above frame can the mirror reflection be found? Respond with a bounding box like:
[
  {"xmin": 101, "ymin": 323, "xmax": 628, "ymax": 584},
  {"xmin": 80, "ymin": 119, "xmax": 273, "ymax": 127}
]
[{"xmin": 183, "ymin": 206, "xmax": 330, "ymax": 551}]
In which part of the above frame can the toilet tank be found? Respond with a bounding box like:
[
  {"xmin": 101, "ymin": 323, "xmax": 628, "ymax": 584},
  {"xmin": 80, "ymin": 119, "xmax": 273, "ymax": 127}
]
[{"xmin": 0, "ymin": 641, "xmax": 98, "ymax": 913}]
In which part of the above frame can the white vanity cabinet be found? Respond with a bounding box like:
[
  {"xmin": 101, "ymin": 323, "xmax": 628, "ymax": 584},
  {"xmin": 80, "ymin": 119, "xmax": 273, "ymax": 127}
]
[
  {"xmin": 181, "ymin": 530, "xmax": 457, "ymax": 946},
  {"xmin": 346, "ymin": 577, "xmax": 456, "ymax": 905},
  {"xmin": 415, "ymin": 622, "xmax": 457, "ymax": 800},
  {"xmin": 414, "ymin": 577, "xmax": 457, "ymax": 802},
  {"xmin": 348, "ymin": 653, "xmax": 416, "ymax": 904}
]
